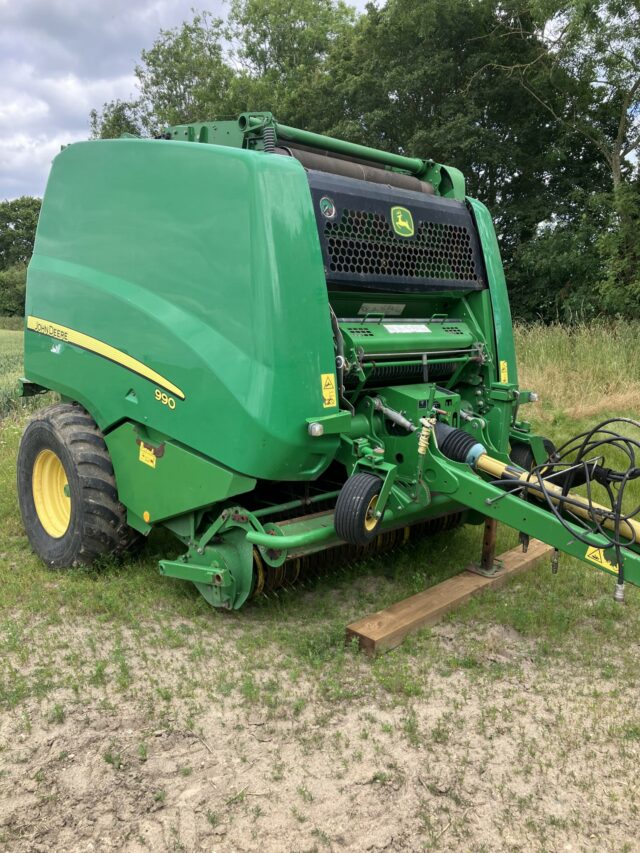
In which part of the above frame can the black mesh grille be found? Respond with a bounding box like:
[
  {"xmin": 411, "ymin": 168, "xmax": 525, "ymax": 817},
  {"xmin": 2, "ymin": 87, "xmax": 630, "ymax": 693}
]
[
  {"xmin": 325, "ymin": 210, "xmax": 478, "ymax": 282},
  {"xmin": 307, "ymin": 169, "xmax": 486, "ymax": 294}
]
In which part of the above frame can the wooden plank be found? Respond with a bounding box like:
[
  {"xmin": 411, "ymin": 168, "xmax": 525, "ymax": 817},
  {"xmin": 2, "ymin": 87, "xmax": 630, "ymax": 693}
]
[{"xmin": 346, "ymin": 538, "xmax": 554, "ymax": 655}]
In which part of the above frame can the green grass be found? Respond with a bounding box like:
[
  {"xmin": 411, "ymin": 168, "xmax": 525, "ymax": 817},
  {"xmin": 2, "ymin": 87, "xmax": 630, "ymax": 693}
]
[
  {"xmin": 0, "ymin": 329, "xmax": 25, "ymax": 415},
  {"xmin": 0, "ymin": 316, "xmax": 24, "ymax": 331},
  {"xmin": 516, "ymin": 320, "xmax": 640, "ymax": 429}
]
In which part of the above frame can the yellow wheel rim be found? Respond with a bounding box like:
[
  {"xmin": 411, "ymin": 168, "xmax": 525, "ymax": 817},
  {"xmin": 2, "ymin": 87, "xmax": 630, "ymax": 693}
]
[
  {"xmin": 32, "ymin": 449, "xmax": 71, "ymax": 538},
  {"xmin": 364, "ymin": 494, "xmax": 380, "ymax": 532}
]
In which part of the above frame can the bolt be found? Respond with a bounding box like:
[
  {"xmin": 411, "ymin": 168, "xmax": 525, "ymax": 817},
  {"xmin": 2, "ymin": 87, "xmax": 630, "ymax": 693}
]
[{"xmin": 197, "ymin": 547, "xmax": 204, "ymax": 555}]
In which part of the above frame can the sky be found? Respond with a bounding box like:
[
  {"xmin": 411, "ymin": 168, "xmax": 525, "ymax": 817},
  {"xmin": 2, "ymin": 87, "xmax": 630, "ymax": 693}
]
[{"xmin": 0, "ymin": 0, "xmax": 365, "ymax": 201}]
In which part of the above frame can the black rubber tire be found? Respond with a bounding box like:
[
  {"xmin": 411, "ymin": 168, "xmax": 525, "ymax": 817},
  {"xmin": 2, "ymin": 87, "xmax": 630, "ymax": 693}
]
[
  {"xmin": 510, "ymin": 439, "xmax": 557, "ymax": 473},
  {"xmin": 334, "ymin": 472, "xmax": 384, "ymax": 546},
  {"xmin": 17, "ymin": 403, "xmax": 140, "ymax": 568}
]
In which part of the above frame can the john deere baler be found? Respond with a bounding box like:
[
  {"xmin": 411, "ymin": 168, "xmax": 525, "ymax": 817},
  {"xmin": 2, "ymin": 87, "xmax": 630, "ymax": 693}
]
[{"xmin": 18, "ymin": 112, "xmax": 640, "ymax": 608}]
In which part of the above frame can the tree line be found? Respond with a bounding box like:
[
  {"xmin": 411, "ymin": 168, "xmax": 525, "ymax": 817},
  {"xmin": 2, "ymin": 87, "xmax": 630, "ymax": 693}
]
[
  {"xmin": 0, "ymin": 196, "xmax": 40, "ymax": 315},
  {"xmin": 3, "ymin": 0, "xmax": 639, "ymax": 321}
]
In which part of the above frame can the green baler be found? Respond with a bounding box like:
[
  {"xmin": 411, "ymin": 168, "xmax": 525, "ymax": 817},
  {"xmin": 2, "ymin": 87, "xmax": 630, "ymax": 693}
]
[{"xmin": 17, "ymin": 112, "xmax": 640, "ymax": 608}]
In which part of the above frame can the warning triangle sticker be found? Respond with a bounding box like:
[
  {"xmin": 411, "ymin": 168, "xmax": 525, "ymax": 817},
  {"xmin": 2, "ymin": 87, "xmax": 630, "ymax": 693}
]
[{"xmin": 585, "ymin": 546, "xmax": 617, "ymax": 574}]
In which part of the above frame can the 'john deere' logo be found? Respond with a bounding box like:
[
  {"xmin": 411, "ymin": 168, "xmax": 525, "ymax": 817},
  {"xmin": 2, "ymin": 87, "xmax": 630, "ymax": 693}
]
[{"xmin": 391, "ymin": 206, "xmax": 414, "ymax": 237}]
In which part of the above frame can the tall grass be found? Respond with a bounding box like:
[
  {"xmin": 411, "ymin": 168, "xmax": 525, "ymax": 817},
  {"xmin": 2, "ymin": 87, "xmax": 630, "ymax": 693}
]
[
  {"xmin": 514, "ymin": 321, "xmax": 640, "ymax": 428},
  {"xmin": 0, "ymin": 330, "xmax": 25, "ymax": 416},
  {"xmin": 0, "ymin": 316, "xmax": 24, "ymax": 331}
]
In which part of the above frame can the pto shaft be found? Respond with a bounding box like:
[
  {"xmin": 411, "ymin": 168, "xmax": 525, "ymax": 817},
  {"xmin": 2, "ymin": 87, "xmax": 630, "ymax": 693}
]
[
  {"xmin": 434, "ymin": 422, "xmax": 640, "ymax": 543},
  {"xmin": 475, "ymin": 454, "xmax": 640, "ymax": 543}
]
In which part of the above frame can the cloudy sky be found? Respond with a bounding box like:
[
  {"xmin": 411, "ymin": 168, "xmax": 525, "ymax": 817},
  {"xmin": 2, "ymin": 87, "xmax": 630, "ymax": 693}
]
[{"xmin": 0, "ymin": 0, "xmax": 364, "ymax": 201}]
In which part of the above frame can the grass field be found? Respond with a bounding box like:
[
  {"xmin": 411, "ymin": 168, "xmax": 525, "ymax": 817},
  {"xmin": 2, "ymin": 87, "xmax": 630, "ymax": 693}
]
[
  {"xmin": 0, "ymin": 328, "xmax": 25, "ymax": 418},
  {"xmin": 2, "ymin": 323, "xmax": 640, "ymax": 851}
]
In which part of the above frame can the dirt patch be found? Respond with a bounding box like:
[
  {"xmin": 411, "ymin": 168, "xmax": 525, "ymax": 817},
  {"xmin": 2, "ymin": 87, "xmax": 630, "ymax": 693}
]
[{"xmin": 1, "ymin": 617, "xmax": 639, "ymax": 852}]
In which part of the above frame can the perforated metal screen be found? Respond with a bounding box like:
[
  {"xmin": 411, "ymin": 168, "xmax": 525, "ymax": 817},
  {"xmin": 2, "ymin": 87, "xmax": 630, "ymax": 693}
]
[{"xmin": 307, "ymin": 170, "xmax": 486, "ymax": 294}]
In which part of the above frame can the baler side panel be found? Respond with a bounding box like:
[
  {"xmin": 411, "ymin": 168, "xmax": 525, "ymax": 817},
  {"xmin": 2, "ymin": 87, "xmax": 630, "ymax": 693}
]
[
  {"xmin": 25, "ymin": 139, "xmax": 338, "ymax": 482},
  {"xmin": 467, "ymin": 198, "xmax": 518, "ymax": 387}
]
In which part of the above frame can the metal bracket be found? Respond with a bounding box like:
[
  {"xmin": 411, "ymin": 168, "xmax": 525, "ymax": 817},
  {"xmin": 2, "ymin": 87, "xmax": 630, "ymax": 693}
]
[{"xmin": 467, "ymin": 558, "xmax": 503, "ymax": 578}]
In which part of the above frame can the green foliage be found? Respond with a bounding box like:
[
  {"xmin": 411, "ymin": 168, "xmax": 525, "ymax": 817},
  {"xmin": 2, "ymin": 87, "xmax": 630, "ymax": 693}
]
[
  {"xmin": 0, "ymin": 196, "xmax": 40, "ymax": 271},
  {"xmin": 598, "ymin": 183, "xmax": 640, "ymax": 316},
  {"xmin": 0, "ymin": 264, "xmax": 27, "ymax": 317},
  {"xmin": 0, "ymin": 196, "xmax": 39, "ymax": 317},
  {"xmin": 0, "ymin": 330, "xmax": 24, "ymax": 415},
  {"xmin": 508, "ymin": 191, "xmax": 611, "ymax": 321},
  {"xmin": 135, "ymin": 11, "xmax": 236, "ymax": 132},
  {"xmin": 228, "ymin": 0, "xmax": 355, "ymax": 125},
  {"xmin": 89, "ymin": 100, "xmax": 142, "ymax": 139}
]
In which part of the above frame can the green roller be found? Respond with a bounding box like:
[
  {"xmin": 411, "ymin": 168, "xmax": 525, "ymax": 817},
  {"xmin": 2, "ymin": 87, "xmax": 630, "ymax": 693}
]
[{"xmin": 17, "ymin": 113, "xmax": 640, "ymax": 609}]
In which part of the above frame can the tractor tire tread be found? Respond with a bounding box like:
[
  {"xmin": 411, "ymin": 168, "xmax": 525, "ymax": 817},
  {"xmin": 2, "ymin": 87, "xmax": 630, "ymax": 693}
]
[{"xmin": 17, "ymin": 402, "xmax": 141, "ymax": 568}]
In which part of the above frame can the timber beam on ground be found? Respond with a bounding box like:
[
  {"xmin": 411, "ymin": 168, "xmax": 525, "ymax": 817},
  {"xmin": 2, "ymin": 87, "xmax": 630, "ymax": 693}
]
[{"xmin": 346, "ymin": 529, "xmax": 553, "ymax": 656}]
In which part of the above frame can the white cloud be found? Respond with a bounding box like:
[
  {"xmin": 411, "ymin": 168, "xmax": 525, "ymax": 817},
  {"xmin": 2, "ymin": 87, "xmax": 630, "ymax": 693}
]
[
  {"xmin": 0, "ymin": 0, "xmax": 216, "ymax": 199},
  {"xmin": 0, "ymin": 0, "xmax": 368, "ymax": 199}
]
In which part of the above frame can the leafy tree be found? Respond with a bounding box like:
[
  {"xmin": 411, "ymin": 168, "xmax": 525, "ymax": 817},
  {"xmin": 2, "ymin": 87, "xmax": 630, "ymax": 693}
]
[
  {"xmin": 227, "ymin": 0, "xmax": 355, "ymax": 125},
  {"xmin": 134, "ymin": 12, "xmax": 236, "ymax": 132},
  {"xmin": 0, "ymin": 263, "xmax": 27, "ymax": 316},
  {"xmin": 508, "ymin": 190, "xmax": 610, "ymax": 320},
  {"xmin": 598, "ymin": 181, "xmax": 640, "ymax": 314},
  {"xmin": 89, "ymin": 99, "xmax": 142, "ymax": 139},
  {"xmin": 478, "ymin": 0, "xmax": 640, "ymax": 309},
  {"xmin": 0, "ymin": 196, "xmax": 41, "ymax": 271},
  {"xmin": 522, "ymin": 0, "xmax": 640, "ymax": 194}
]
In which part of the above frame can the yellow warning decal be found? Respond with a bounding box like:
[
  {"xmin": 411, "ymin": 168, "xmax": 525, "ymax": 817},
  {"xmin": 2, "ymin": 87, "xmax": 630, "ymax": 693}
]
[
  {"xmin": 139, "ymin": 443, "xmax": 157, "ymax": 469},
  {"xmin": 585, "ymin": 546, "xmax": 618, "ymax": 575},
  {"xmin": 499, "ymin": 360, "xmax": 509, "ymax": 384},
  {"xmin": 321, "ymin": 373, "xmax": 337, "ymax": 409},
  {"xmin": 27, "ymin": 316, "xmax": 185, "ymax": 400}
]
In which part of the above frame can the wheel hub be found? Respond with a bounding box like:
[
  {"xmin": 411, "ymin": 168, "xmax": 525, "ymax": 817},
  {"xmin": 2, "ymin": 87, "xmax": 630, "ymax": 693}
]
[
  {"xmin": 32, "ymin": 449, "xmax": 71, "ymax": 538},
  {"xmin": 364, "ymin": 495, "xmax": 379, "ymax": 532}
]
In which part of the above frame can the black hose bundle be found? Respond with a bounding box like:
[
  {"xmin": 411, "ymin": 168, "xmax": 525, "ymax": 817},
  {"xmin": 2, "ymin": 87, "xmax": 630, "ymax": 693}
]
[{"xmin": 519, "ymin": 418, "xmax": 640, "ymax": 581}]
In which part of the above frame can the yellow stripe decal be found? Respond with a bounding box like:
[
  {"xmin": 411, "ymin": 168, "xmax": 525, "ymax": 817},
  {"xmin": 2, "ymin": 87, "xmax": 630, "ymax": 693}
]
[{"xmin": 27, "ymin": 316, "xmax": 185, "ymax": 400}]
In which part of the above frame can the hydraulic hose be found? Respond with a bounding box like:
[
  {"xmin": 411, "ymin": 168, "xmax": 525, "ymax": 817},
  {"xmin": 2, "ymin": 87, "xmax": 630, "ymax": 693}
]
[{"xmin": 434, "ymin": 423, "xmax": 640, "ymax": 544}]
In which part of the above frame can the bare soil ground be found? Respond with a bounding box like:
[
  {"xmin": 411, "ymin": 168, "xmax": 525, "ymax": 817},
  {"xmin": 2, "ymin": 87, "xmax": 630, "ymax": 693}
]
[{"xmin": 2, "ymin": 611, "xmax": 640, "ymax": 852}]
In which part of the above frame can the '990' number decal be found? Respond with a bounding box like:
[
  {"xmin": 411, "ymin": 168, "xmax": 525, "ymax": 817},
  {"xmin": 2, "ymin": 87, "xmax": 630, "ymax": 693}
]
[{"xmin": 155, "ymin": 389, "xmax": 176, "ymax": 409}]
